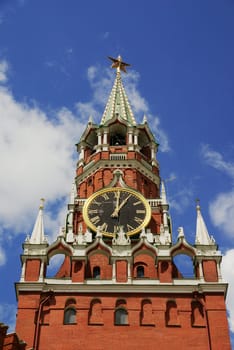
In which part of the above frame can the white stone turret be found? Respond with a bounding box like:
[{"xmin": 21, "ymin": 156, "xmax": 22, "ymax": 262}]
[
  {"xmin": 66, "ymin": 182, "xmax": 76, "ymax": 243},
  {"xmin": 29, "ymin": 198, "xmax": 46, "ymax": 244},
  {"xmin": 161, "ymin": 180, "xmax": 168, "ymax": 206},
  {"xmin": 195, "ymin": 202, "xmax": 214, "ymax": 245}
]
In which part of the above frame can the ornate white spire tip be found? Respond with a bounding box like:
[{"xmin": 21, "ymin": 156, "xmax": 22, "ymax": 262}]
[
  {"xmin": 196, "ymin": 198, "xmax": 200, "ymax": 211},
  {"xmin": 39, "ymin": 198, "xmax": 45, "ymax": 209}
]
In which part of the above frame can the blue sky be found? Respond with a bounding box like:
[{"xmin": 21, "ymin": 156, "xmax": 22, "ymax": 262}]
[{"xmin": 0, "ymin": 0, "xmax": 234, "ymax": 345}]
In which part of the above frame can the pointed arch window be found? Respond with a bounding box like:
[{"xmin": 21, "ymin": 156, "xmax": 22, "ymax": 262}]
[
  {"xmin": 64, "ymin": 308, "xmax": 76, "ymax": 325},
  {"xmin": 115, "ymin": 308, "xmax": 128, "ymax": 325}
]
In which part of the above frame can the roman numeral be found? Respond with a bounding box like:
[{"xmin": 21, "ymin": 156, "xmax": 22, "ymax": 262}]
[
  {"xmin": 100, "ymin": 222, "xmax": 108, "ymax": 231},
  {"xmin": 114, "ymin": 191, "xmax": 120, "ymax": 199},
  {"xmin": 92, "ymin": 200, "xmax": 101, "ymax": 206},
  {"xmin": 127, "ymin": 224, "xmax": 134, "ymax": 231},
  {"xmin": 90, "ymin": 216, "xmax": 100, "ymax": 225},
  {"xmin": 101, "ymin": 193, "xmax": 109, "ymax": 200},
  {"xmin": 134, "ymin": 217, "xmax": 143, "ymax": 224},
  {"xmin": 136, "ymin": 209, "xmax": 145, "ymax": 214},
  {"xmin": 89, "ymin": 209, "xmax": 99, "ymax": 214}
]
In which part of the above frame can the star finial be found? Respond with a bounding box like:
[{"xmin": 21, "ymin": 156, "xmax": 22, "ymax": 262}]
[{"xmin": 108, "ymin": 55, "xmax": 131, "ymax": 73}]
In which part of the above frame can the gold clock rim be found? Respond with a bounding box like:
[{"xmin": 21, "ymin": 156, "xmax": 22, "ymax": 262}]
[{"xmin": 83, "ymin": 187, "xmax": 151, "ymax": 237}]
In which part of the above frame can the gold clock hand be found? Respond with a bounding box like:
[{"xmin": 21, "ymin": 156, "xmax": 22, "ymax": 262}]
[
  {"xmin": 111, "ymin": 190, "xmax": 120, "ymax": 218},
  {"xmin": 111, "ymin": 194, "xmax": 131, "ymax": 218}
]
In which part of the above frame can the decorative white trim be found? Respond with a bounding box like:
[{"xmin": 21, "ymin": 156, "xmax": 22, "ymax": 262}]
[{"xmin": 15, "ymin": 281, "xmax": 228, "ymax": 297}]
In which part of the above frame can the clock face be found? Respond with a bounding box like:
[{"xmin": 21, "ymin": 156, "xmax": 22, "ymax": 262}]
[{"xmin": 83, "ymin": 187, "xmax": 151, "ymax": 237}]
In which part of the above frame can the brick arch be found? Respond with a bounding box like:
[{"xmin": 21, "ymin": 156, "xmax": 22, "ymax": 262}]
[
  {"xmin": 140, "ymin": 299, "xmax": 154, "ymax": 326},
  {"xmin": 170, "ymin": 242, "xmax": 196, "ymax": 258},
  {"xmin": 172, "ymin": 254, "xmax": 195, "ymax": 279},
  {"xmin": 115, "ymin": 299, "xmax": 127, "ymax": 308},
  {"xmin": 133, "ymin": 251, "xmax": 157, "ymax": 278},
  {"xmin": 47, "ymin": 239, "xmax": 73, "ymax": 260},
  {"xmin": 65, "ymin": 298, "xmax": 76, "ymax": 307},
  {"xmin": 191, "ymin": 300, "xmax": 206, "ymax": 327},
  {"xmin": 87, "ymin": 250, "xmax": 112, "ymax": 279},
  {"xmin": 114, "ymin": 299, "xmax": 128, "ymax": 326},
  {"xmin": 46, "ymin": 254, "xmax": 71, "ymax": 278},
  {"xmin": 89, "ymin": 298, "xmax": 103, "ymax": 325},
  {"xmin": 165, "ymin": 300, "xmax": 180, "ymax": 327}
]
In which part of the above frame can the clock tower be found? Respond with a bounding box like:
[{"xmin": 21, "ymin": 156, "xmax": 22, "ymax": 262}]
[{"xmin": 15, "ymin": 56, "xmax": 231, "ymax": 350}]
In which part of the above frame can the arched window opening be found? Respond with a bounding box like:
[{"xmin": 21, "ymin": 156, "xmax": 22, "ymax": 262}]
[
  {"xmin": 166, "ymin": 300, "xmax": 180, "ymax": 327},
  {"xmin": 46, "ymin": 254, "xmax": 67, "ymax": 278},
  {"xmin": 64, "ymin": 308, "xmax": 76, "ymax": 325},
  {"xmin": 137, "ymin": 265, "xmax": 145, "ymax": 278},
  {"xmin": 93, "ymin": 266, "xmax": 101, "ymax": 279},
  {"xmin": 89, "ymin": 299, "xmax": 103, "ymax": 325},
  {"xmin": 191, "ymin": 301, "xmax": 205, "ymax": 327},
  {"xmin": 115, "ymin": 308, "xmax": 128, "ymax": 325},
  {"xmin": 110, "ymin": 133, "xmax": 126, "ymax": 146},
  {"xmin": 141, "ymin": 299, "xmax": 154, "ymax": 326},
  {"xmin": 172, "ymin": 254, "xmax": 194, "ymax": 279}
]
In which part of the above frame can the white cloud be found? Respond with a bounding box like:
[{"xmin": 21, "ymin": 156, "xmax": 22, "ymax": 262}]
[
  {"xmin": 124, "ymin": 70, "xmax": 149, "ymax": 113},
  {"xmin": 169, "ymin": 187, "xmax": 194, "ymax": 214},
  {"xmin": 76, "ymin": 101, "xmax": 99, "ymax": 121},
  {"xmin": 0, "ymin": 60, "xmax": 9, "ymax": 83},
  {"xmin": 149, "ymin": 115, "xmax": 170, "ymax": 152},
  {"xmin": 0, "ymin": 86, "xmax": 85, "ymax": 240},
  {"xmin": 221, "ymin": 249, "xmax": 234, "ymax": 333},
  {"xmin": 0, "ymin": 303, "xmax": 17, "ymax": 332},
  {"xmin": 201, "ymin": 144, "xmax": 234, "ymax": 179},
  {"xmin": 209, "ymin": 190, "xmax": 234, "ymax": 237},
  {"xmin": 201, "ymin": 144, "xmax": 234, "ymax": 237},
  {"xmin": 0, "ymin": 246, "xmax": 6, "ymax": 266},
  {"xmin": 87, "ymin": 65, "xmax": 114, "ymax": 107}
]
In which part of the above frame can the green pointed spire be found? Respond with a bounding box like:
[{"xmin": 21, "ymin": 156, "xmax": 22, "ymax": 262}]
[{"xmin": 100, "ymin": 56, "xmax": 136, "ymax": 126}]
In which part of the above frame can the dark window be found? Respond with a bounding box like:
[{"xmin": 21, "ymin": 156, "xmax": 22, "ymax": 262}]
[
  {"xmin": 110, "ymin": 133, "xmax": 126, "ymax": 146},
  {"xmin": 93, "ymin": 266, "xmax": 101, "ymax": 279},
  {"xmin": 137, "ymin": 265, "xmax": 145, "ymax": 278},
  {"xmin": 64, "ymin": 308, "xmax": 76, "ymax": 324},
  {"xmin": 115, "ymin": 308, "xmax": 128, "ymax": 325}
]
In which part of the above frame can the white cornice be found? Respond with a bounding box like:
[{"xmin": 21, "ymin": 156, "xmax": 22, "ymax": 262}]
[
  {"xmin": 76, "ymin": 159, "xmax": 160, "ymax": 186},
  {"xmin": 15, "ymin": 281, "xmax": 228, "ymax": 299}
]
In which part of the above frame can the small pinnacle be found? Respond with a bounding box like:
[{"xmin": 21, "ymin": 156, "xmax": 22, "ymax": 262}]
[
  {"xmin": 196, "ymin": 198, "xmax": 200, "ymax": 210},
  {"xmin": 143, "ymin": 114, "xmax": 148, "ymax": 123},
  {"xmin": 39, "ymin": 198, "xmax": 45, "ymax": 210}
]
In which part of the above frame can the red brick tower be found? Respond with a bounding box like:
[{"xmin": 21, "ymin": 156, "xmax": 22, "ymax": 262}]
[{"xmin": 15, "ymin": 56, "xmax": 231, "ymax": 350}]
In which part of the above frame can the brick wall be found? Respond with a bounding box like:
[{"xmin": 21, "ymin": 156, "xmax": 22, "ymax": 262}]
[{"xmin": 15, "ymin": 293, "xmax": 231, "ymax": 350}]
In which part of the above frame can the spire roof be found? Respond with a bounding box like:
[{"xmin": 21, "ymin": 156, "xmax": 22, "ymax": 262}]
[
  {"xmin": 195, "ymin": 201, "xmax": 213, "ymax": 245},
  {"xmin": 29, "ymin": 198, "xmax": 46, "ymax": 244},
  {"xmin": 160, "ymin": 180, "xmax": 168, "ymax": 205},
  {"xmin": 100, "ymin": 55, "xmax": 136, "ymax": 126}
]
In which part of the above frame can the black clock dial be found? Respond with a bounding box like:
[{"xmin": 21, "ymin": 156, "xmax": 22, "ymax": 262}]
[{"xmin": 83, "ymin": 188, "xmax": 151, "ymax": 237}]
